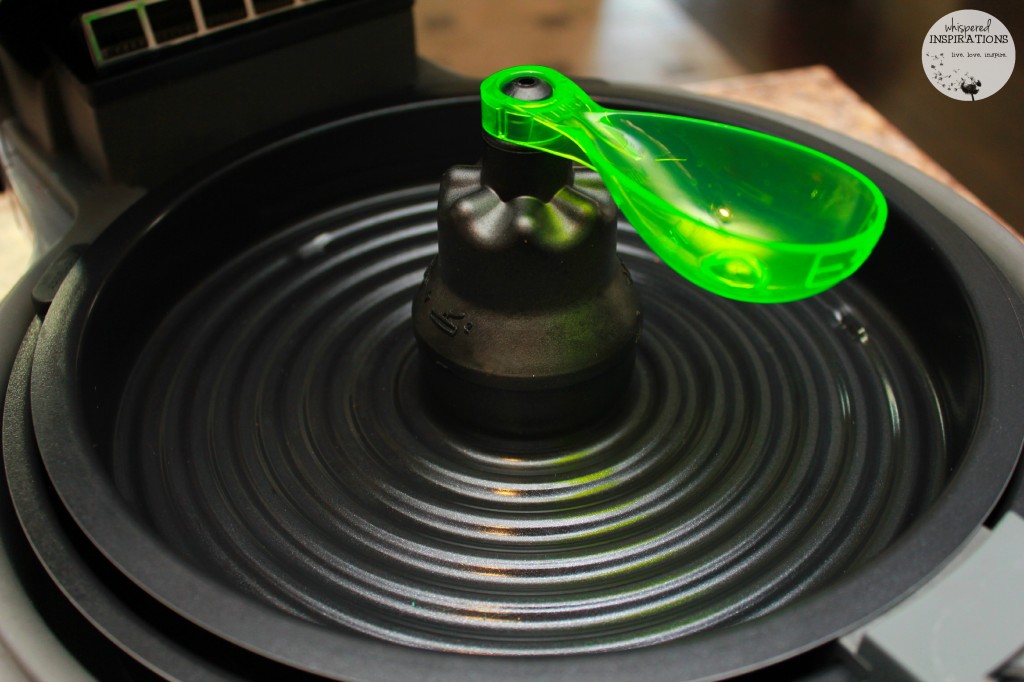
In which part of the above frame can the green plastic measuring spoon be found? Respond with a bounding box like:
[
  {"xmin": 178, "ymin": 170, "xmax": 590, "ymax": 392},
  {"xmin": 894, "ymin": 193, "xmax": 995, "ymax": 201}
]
[{"xmin": 480, "ymin": 65, "xmax": 887, "ymax": 303}]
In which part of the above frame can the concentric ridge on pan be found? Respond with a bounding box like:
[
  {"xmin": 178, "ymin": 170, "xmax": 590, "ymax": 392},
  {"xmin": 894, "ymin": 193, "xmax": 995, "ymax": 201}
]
[{"xmin": 109, "ymin": 184, "xmax": 946, "ymax": 654}]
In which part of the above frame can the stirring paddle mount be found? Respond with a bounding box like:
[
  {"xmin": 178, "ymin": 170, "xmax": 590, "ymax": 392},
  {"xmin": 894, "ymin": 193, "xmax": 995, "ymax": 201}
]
[{"xmin": 481, "ymin": 65, "xmax": 888, "ymax": 303}]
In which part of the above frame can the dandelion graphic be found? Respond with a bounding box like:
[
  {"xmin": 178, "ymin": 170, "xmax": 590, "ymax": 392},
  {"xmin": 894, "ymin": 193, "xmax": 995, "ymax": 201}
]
[
  {"xmin": 925, "ymin": 52, "xmax": 980, "ymax": 100},
  {"xmin": 960, "ymin": 75, "xmax": 982, "ymax": 101}
]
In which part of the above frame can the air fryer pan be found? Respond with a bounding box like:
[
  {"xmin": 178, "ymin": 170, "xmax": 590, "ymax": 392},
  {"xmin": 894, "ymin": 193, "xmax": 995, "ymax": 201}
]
[{"xmin": 8, "ymin": 88, "xmax": 1024, "ymax": 680}]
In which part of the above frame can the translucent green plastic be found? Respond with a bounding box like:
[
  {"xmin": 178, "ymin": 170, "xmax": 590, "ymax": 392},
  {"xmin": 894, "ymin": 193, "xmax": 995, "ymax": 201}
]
[{"xmin": 481, "ymin": 65, "xmax": 887, "ymax": 303}]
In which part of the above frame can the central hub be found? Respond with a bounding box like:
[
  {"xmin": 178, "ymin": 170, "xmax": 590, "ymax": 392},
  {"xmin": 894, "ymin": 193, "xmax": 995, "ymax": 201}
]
[{"xmin": 412, "ymin": 136, "xmax": 642, "ymax": 435}]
